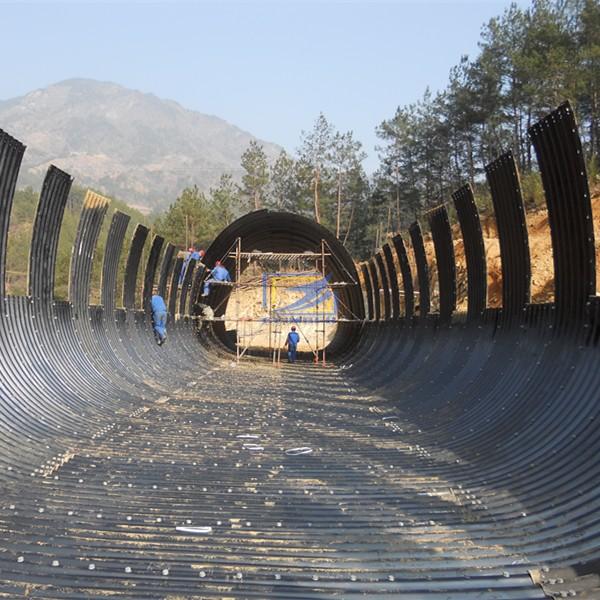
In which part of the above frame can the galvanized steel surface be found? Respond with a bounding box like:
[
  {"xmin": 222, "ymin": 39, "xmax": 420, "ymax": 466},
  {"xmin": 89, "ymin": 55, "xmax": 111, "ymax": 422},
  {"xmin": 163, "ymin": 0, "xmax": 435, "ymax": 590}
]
[
  {"xmin": 28, "ymin": 165, "xmax": 73, "ymax": 303},
  {"xmin": 453, "ymin": 184, "xmax": 487, "ymax": 321},
  {"xmin": 382, "ymin": 243, "xmax": 400, "ymax": 320},
  {"xmin": 375, "ymin": 251, "xmax": 392, "ymax": 321},
  {"xmin": 485, "ymin": 151, "xmax": 532, "ymax": 318},
  {"xmin": 391, "ymin": 233, "xmax": 414, "ymax": 319},
  {"xmin": 360, "ymin": 262, "xmax": 375, "ymax": 321},
  {"xmin": 0, "ymin": 102, "xmax": 596, "ymax": 598},
  {"xmin": 529, "ymin": 102, "xmax": 595, "ymax": 326},
  {"xmin": 408, "ymin": 221, "xmax": 430, "ymax": 319},
  {"xmin": 428, "ymin": 205, "xmax": 456, "ymax": 322}
]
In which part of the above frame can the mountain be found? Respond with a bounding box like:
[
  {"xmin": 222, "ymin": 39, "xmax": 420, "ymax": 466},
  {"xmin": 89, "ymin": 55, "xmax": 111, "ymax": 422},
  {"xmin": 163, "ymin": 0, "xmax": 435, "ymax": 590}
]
[{"xmin": 0, "ymin": 79, "xmax": 282, "ymax": 213}]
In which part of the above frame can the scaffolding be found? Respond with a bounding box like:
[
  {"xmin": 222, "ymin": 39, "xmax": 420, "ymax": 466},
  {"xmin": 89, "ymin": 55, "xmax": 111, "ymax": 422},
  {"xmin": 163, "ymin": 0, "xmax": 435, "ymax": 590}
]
[{"xmin": 201, "ymin": 237, "xmax": 361, "ymax": 365}]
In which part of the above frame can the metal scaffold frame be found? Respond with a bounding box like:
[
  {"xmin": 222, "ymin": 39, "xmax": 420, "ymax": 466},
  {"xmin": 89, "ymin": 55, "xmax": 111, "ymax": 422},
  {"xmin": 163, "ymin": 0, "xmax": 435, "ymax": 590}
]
[{"xmin": 204, "ymin": 237, "xmax": 361, "ymax": 365}]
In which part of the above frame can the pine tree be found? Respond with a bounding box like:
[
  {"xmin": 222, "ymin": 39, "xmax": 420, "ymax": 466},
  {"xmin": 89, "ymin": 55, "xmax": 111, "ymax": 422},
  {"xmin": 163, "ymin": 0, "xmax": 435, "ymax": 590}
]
[
  {"xmin": 154, "ymin": 185, "xmax": 212, "ymax": 249},
  {"xmin": 267, "ymin": 150, "xmax": 307, "ymax": 213},
  {"xmin": 578, "ymin": 0, "xmax": 600, "ymax": 159},
  {"xmin": 240, "ymin": 141, "xmax": 269, "ymax": 210},
  {"xmin": 210, "ymin": 174, "xmax": 242, "ymax": 230},
  {"xmin": 329, "ymin": 131, "xmax": 366, "ymax": 238},
  {"xmin": 298, "ymin": 113, "xmax": 334, "ymax": 224}
]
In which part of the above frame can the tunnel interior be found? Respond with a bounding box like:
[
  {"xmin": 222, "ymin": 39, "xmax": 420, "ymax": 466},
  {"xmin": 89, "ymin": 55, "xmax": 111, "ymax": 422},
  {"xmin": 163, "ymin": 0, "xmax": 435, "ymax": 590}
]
[
  {"xmin": 220, "ymin": 255, "xmax": 339, "ymax": 354},
  {"xmin": 198, "ymin": 210, "xmax": 364, "ymax": 359},
  {"xmin": 0, "ymin": 102, "xmax": 599, "ymax": 598}
]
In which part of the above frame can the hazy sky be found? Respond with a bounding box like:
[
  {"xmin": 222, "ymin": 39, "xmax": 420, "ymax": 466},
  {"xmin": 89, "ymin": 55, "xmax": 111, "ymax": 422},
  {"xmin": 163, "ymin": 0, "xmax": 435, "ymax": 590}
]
[{"xmin": 1, "ymin": 1, "xmax": 530, "ymax": 171}]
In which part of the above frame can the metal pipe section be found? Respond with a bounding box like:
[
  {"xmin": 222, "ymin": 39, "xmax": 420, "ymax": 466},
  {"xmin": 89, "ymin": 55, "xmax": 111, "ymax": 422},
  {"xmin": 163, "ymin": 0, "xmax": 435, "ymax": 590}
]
[
  {"xmin": 28, "ymin": 165, "xmax": 73, "ymax": 303},
  {"xmin": 200, "ymin": 210, "xmax": 365, "ymax": 354},
  {"xmin": 391, "ymin": 233, "xmax": 414, "ymax": 319},
  {"xmin": 382, "ymin": 242, "xmax": 400, "ymax": 319},
  {"xmin": 408, "ymin": 220, "xmax": 430, "ymax": 318},
  {"xmin": 453, "ymin": 184, "xmax": 487, "ymax": 321},
  {"xmin": 0, "ymin": 102, "xmax": 598, "ymax": 598},
  {"xmin": 428, "ymin": 204, "xmax": 456, "ymax": 323},
  {"xmin": 101, "ymin": 211, "xmax": 130, "ymax": 313},
  {"xmin": 485, "ymin": 151, "xmax": 531, "ymax": 320}
]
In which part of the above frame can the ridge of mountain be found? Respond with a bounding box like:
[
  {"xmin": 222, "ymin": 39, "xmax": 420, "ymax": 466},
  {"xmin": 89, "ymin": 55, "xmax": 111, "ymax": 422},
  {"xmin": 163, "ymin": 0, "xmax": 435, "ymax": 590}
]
[{"xmin": 0, "ymin": 78, "xmax": 282, "ymax": 212}]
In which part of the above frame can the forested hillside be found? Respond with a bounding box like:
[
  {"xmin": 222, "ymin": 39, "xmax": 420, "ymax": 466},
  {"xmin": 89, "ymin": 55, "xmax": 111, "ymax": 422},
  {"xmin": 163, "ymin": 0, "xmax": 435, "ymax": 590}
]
[
  {"xmin": 5, "ymin": 0, "xmax": 599, "ymax": 300},
  {"xmin": 374, "ymin": 0, "xmax": 600, "ymax": 227},
  {"xmin": 153, "ymin": 123, "xmax": 371, "ymax": 257},
  {"xmin": 155, "ymin": 0, "xmax": 600, "ymax": 260},
  {"xmin": 6, "ymin": 185, "xmax": 148, "ymax": 301}
]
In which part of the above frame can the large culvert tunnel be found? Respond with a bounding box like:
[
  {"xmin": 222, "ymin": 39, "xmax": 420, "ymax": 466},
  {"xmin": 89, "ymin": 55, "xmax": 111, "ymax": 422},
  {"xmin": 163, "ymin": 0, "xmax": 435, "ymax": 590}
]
[{"xmin": 0, "ymin": 102, "xmax": 599, "ymax": 599}]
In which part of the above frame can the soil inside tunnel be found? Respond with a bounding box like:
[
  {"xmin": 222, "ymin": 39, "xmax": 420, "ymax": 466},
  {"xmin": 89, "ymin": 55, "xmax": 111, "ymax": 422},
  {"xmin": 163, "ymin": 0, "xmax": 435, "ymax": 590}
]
[{"xmin": 414, "ymin": 189, "xmax": 600, "ymax": 312}]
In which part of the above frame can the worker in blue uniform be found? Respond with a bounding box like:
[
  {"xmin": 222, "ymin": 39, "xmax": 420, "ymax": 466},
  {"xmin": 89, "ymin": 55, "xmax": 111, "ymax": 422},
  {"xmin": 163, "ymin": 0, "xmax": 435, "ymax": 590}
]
[
  {"xmin": 202, "ymin": 260, "xmax": 231, "ymax": 296},
  {"xmin": 178, "ymin": 247, "xmax": 192, "ymax": 286},
  {"xmin": 151, "ymin": 293, "xmax": 168, "ymax": 345},
  {"xmin": 285, "ymin": 326, "xmax": 301, "ymax": 363},
  {"xmin": 179, "ymin": 247, "xmax": 205, "ymax": 285}
]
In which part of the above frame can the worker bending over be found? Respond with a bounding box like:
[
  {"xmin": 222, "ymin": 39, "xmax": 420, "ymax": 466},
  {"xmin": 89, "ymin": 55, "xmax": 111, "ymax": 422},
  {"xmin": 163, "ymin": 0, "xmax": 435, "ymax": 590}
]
[
  {"xmin": 151, "ymin": 293, "xmax": 168, "ymax": 345},
  {"xmin": 285, "ymin": 326, "xmax": 300, "ymax": 363},
  {"xmin": 202, "ymin": 260, "xmax": 231, "ymax": 296},
  {"xmin": 179, "ymin": 247, "xmax": 205, "ymax": 285}
]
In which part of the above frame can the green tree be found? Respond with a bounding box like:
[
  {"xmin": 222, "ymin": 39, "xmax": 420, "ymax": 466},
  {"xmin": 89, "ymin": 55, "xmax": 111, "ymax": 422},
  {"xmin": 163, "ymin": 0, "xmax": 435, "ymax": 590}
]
[
  {"xmin": 329, "ymin": 131, "xmax": 366, "ymax": 238},
  {"xmin": 578, "ymin": 0, "xmax": 600, "ymax": 159},
  {"xmin": 240, "ymin": 141, "xmax": 269, "ymax": 210},
  {"xmin": 298, "ymin": 113, "xmax": 334, "ymax": 224},
  {"xmin": 210, "ymin": 174, "xmax": 242, "ymax": 231},
  {"xmin": 377, "ymin": 104, "xmax": 422, "ymax": 224},
  {"xmin": 479, "ymin": 4, "xmax": 530, "ymax": 169},
  {"xmin": 375, "ymin": 0, "xmax": 600, "ymax": 219},
  {"xmin": 154, "ymin": 185, "xmax": 212, "ymax": 249},
  {"xmin": 377, "ymin": 91, "xmax": 452, "ymax": 226},
  {"xmin": 266, "ymin": 150, "xmax": 310, "ymax": 213}
]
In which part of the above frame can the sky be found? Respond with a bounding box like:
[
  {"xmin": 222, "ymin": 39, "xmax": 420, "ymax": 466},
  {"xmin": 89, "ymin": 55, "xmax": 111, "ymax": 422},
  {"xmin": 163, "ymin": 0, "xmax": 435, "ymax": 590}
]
[{"xmin": 0, "ymin": 0, "xmax": 531, "ymax": 172}]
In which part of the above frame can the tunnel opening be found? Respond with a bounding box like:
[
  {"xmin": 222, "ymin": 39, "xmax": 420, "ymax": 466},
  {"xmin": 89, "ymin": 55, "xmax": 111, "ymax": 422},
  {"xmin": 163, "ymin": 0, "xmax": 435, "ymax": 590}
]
[
  {"xmin": 195, "ymin": 210, "xmax": 365, "ymax": 361},
  {"xmin": 220, "ymin": 248, "xmax": 341, "ymax": 361}
]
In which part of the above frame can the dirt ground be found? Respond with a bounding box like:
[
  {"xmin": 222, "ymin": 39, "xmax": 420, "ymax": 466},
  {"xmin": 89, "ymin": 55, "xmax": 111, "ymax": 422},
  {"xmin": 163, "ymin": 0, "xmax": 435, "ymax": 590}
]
[
  {"xmin": 376, "ymin": 187, "xmax": 600, "ymax": 314},
  {"xmin": 477, "ymin": 189, "xmax": 600, "ymax": 308}
]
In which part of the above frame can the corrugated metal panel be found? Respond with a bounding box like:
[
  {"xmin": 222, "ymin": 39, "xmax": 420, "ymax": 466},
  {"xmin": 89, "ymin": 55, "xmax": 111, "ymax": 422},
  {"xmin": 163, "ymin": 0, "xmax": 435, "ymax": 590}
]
[{"xmin": 0, "ymin": 102, "xmax": 598, "ymax": 598}]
